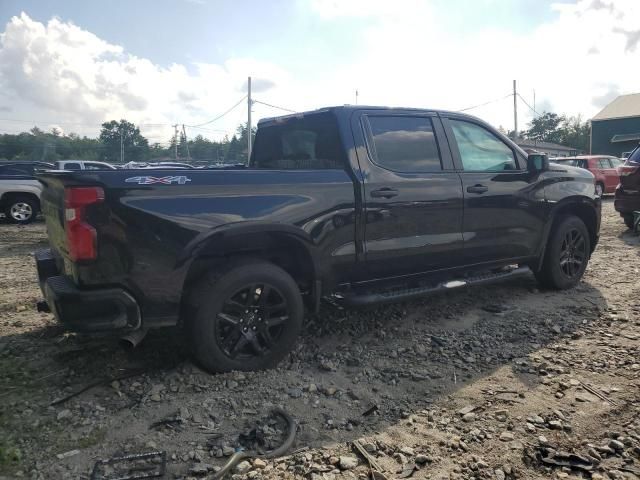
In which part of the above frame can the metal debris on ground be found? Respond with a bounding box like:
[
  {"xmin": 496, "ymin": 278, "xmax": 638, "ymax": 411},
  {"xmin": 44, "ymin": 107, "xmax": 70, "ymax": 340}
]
[
  {"xmin": 211, "ymin": 408, "xmax": 297, "ymax": 480},
  {"xmin": 352, "ymin": 439, "xmax": 389, "ymax": 480},
  {"xmin": 51, "ymin": 368, "xmax": 147, "ymax": 406},
  {"xmin": 90, "ymin": 451, "xmax": 167, "ymax": 480},
  {"xmin": 362, "ymin": 404, "xmax": 379, "ymax": 417}
]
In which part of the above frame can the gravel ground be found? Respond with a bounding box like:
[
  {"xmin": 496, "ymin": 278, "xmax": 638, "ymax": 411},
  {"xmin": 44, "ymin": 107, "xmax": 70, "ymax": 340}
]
[{"xmin": 0, "ymin": 199, "xmax": 638, "ymax": 480}]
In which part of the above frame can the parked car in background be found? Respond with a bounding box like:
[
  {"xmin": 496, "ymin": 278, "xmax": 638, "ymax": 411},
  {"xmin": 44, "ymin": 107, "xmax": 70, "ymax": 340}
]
[
  {"xmin": 0, "ymin": 162, "xmax": 53, "ymax": 224},
  {"xmin": 551, "ymin": 155, "xmax": 620, "ymax": 196},
  {"xmin": 614, "ymin": 147, "xmax": 640, "ymax": 229},
  {"xmin": 55, "ymin": 160, "xmax": 117, "ymax": 170},
  {"xmin": 121, "ymin": 161, "xmax": 194, "ymax": 169}
]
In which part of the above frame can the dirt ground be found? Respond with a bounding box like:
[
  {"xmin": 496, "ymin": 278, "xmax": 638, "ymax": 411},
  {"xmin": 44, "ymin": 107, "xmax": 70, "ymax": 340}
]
[{"xmin": 0, "ymin": 199, "xmax": 638, "ymax": 480}]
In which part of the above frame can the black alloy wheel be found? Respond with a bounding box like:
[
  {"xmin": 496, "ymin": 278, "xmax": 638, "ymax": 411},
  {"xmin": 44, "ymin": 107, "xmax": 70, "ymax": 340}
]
[
  {"xmin": 558, "ymin": 227, "xmax": 586, "ymax": 279},
  {"xmin": 187, "ymin": 262, "xmax": 304, "ymax": 373},
  {"xmin": 216, "ymin": 283, "xmax": 289, "ymax": 360},
  {"xmin": 534, "ymin": 215, "xmax": 590, "ymax": 290}
]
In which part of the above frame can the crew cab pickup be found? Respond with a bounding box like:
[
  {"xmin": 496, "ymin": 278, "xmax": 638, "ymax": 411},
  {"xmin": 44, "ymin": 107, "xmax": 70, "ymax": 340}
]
[{"xmin": 35, "ymin": 106, "xmax": 601, "ymax": 372}]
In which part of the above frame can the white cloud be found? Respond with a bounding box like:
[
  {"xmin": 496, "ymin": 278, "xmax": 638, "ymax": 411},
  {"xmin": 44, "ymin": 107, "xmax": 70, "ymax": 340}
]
[
  {"xmin": 304, "ymin": 0, "xmax": 640, "ymax": 130},
  {"xmin": 0, "ymin": 13, "xmax": 288, "ymax": 140},
  {"xmin": 1, "ymin": 2, "xmax": 639, "ymax": 143}
]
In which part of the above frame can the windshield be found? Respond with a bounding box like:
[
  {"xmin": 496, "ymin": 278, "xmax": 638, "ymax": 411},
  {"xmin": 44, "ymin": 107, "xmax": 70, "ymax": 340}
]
[{"xmin": 251, "ymin": 112, "xmax": 346, "ymax": 170}]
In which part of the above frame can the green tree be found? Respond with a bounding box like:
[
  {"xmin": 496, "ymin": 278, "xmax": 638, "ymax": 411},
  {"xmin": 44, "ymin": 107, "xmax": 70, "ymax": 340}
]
[
  {"xmin": 522, "ymin": 112, "xmax": 565, "ymax": 143},
  {"xmin": 522, "ymin": 112, "xmax": 590, "ymax": 151},
  {"xmin": 99, "ymin": 119, "xmax": 149, "ymax": 163}
]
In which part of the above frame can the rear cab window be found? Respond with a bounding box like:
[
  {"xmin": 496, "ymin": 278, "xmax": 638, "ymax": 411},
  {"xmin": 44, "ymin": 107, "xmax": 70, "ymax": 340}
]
[{"xmin": 251, "ymin": 112, "xmax": 346, "ymax": 170}]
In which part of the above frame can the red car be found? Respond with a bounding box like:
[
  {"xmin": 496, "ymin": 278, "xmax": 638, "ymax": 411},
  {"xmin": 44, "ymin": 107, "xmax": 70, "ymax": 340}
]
[
  {"xmin": 614, "ymin": 147, "xmax": 640, "ymax": 229},
  {"xmin": 552, "ymin": 155, "xmax": 621, "ymax": 196}
]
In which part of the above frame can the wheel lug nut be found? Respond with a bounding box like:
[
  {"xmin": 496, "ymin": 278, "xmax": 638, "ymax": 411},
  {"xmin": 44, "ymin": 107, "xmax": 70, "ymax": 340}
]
[{"xmin": 252, "ymin": 326, "xmax": 257, "ymax": 330}]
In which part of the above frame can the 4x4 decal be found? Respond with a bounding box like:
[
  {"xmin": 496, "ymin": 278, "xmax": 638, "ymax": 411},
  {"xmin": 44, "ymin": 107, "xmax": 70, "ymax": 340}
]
[{"xmin": 125, "ymin": 175, "xmax": 192, "ymax": 185}]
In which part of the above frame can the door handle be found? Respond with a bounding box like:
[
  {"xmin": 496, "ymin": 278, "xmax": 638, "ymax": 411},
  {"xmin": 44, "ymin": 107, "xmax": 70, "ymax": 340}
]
[
  {"xmin": 370, "ymin": 188, "xmax": 399, "ymax": 199},
  {"xmin": 466, "ymin": 184, "xmax": 488, "ymax": 194}
]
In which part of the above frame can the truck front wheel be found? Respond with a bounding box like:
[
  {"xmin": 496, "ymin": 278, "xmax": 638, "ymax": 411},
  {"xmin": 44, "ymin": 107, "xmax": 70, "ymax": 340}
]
[
  {"xmin": 186, "ymin": 262, "xmax": 304, "ymax": 373},
  {"xmin": 535, "ymin": 215, "xmax": 591, "ymax": 290}
]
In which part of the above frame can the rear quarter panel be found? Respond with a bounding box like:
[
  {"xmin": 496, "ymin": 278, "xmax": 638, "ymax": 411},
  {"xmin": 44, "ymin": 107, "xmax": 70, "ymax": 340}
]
[{"xmin": 41, "ymin": 169, "xmax": 358, "ymax": 322}]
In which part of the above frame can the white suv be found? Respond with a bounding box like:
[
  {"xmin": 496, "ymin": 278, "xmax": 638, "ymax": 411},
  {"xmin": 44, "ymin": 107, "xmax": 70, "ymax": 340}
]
[{"xmin": 0, "ymin": 162, "xmax": 53, "ymax": 224}]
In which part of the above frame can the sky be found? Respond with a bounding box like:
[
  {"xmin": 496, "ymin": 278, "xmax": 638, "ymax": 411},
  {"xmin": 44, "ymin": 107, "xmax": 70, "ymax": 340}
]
[{"xmin": 0, "ymin": 0, "xmax": 638, "ymax": 144}]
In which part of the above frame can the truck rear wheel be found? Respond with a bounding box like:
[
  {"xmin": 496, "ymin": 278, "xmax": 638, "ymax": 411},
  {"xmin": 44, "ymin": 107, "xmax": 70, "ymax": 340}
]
[
  {"xmin": 535, "ymin": 215, "xmax": 590, "ymax": 290},
  {"xmin": 186, "ymin": 262, "xmax": 304, "ymax": 373}
]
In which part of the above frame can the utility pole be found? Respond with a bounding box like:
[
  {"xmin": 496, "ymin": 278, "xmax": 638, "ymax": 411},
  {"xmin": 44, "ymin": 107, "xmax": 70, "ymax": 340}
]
[
  {"xmin": 355, "ymin": 89, "xmax": 358, "ymax": 105},
  {"xmin": 182, "ymin": 124, "xmax": 190, "ymax": 160},
  {"xmin": 120, "ymin": 128, "xmax": 124, "ymax": 164},
  {"xmin": 247, "ymin": 76, "xmax": 252, "ymax": 163},
  {"xmin": 173, "ymin": 124, "xmax": 179, "ymax": 160},
  {"xmin": 513, "ymin": 80, "xmax": 518, "ymax": 141}
]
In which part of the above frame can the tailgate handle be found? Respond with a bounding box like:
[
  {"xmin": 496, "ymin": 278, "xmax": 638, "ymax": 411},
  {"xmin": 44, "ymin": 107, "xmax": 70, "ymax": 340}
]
[
  {"xmin": 466, "ymin": 184, "xmax": 488, "ymax": 194},
  {"xmin": 370, "ymin": 188, "xmax": 399, "ymax": 199}
]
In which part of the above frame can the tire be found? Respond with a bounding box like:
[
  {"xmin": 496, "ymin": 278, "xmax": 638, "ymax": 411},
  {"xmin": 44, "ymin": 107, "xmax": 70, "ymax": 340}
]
[
  {"xmin": 186, "ymin": 262, "xmax": 304, "ymax": 373},
  {"xmin": 4, "ymin": 196, "xmax": 37, "ymax": 224},
  {"xmin": 595, "ymin": 182, "xmax": 604, "ymax": 197},
  {"xmin": 535, "ymin": 215, "xmax": 591, "ymax": 290},
  {"xmin": 623, "ymin": 214, "xmax": 635, "ymax": 230}
]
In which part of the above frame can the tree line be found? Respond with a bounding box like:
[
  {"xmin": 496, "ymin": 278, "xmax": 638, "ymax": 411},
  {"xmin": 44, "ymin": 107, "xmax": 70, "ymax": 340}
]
[
  {"xmin": 1, "ymin": 112, "xmax": 591, "ymax": 164},
  {"xmin": 0, "ymin": 120, "xmax": 254, "ymax": 164},
  {"xmin": 501, "ymin": 112, "xmax": 590, "ymax": 152}
]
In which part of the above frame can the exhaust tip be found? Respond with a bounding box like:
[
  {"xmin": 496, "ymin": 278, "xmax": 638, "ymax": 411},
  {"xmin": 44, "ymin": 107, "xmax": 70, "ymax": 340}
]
[{"xmin": 120, "ymin": 329, "xmax": 148, "ymax": 349}]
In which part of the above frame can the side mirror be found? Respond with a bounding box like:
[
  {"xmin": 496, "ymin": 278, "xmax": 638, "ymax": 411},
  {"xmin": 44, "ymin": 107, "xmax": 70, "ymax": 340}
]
[{"xmin": 527, "ymin": 153, "xmax": 549, "ymax": 173}]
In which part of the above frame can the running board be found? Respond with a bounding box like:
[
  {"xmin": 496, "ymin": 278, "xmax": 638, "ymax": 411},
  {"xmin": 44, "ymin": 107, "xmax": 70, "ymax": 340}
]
[{"xmin": 335, "ymin": 266, "xmax": 531, "ymax": 307}]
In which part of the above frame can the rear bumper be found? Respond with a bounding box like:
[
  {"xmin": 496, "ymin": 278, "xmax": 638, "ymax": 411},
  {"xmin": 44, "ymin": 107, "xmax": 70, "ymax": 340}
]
[
  {"xmin": 614, "ymin": 188, "xmax": 640, "ymax": 215},
  {"xmin": 35, "ymin": 248, "xmax": 140, "ymax": 333}
]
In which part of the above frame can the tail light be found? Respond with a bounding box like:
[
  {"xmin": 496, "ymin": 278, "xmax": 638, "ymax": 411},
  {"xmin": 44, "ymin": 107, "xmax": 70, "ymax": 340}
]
[
  {"xmin": 64, "ymin": 187, "xmax": 104, "ymax": 261},
  {"xmin": 619, "ymin": 165, "xmax": 639, "ymax": 176}
]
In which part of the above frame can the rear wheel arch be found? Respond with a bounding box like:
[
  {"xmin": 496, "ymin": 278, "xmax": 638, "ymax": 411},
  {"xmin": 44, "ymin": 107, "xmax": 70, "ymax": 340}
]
[{"xmin": 180, "ymin": 229, "xmax": 319, "ymax": 317}]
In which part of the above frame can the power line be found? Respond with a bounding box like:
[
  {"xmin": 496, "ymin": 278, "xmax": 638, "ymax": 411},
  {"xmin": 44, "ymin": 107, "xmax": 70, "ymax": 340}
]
[
  {"xmin": 517, "ymin": 93, "xmax": 540, "ymax": 116},
  {"xmin": 457, "ymin": 93, "xmax": 512, "ymax": 112},
  {"xmin": 185, "ymin": 96, "xmax": 247, "ymax": 128},
  {"xmin": 252, "ymin": 99, "xmax": 297, "ymax": 113}
]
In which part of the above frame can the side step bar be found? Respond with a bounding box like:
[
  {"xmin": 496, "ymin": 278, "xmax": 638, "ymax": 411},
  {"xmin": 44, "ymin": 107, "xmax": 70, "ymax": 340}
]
[{"xmin": 335, "ymin": 266, "xmax": 531, "ymax": 307}]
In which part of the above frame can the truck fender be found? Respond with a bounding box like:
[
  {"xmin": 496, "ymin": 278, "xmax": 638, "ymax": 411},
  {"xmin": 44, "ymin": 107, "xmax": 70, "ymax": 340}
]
[{"xmin": 535, "ymin": 196, "xmax": 600, "ymax": 272}]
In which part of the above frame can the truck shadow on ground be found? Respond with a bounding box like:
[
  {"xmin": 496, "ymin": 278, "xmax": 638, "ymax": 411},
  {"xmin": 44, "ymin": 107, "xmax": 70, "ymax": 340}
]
[{"xmin": 0, "ymin": 273, "xmax": 608, "ymax": 475}]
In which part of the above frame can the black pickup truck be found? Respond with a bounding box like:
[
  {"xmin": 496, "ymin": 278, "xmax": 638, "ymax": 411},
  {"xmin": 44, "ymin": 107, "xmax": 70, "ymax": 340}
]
[{"xmin": 36, "ymin": 106, "xmax": 600, "ymax": 372}]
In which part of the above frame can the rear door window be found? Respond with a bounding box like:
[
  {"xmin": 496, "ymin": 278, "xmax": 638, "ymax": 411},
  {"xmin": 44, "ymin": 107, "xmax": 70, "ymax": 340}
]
[
  {"xmin": 64, "ymin": 162, "xmax": 82, "ymax": 170},
  {"xmin": 449, "ymin": 120, "xmax": 517, "ymax": 171},
  {"xmin": 365, "ymin": 116, "xmax": 442, "ymax": 173}
]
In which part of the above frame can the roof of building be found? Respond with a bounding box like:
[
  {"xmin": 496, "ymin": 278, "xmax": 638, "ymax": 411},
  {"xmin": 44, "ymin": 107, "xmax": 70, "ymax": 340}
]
[
  {"xmin": 516, "ymin": 139, "xmax": 577, "ymax": 151},
  {"xmin": 592, "ymin": 93, "xmax": 640, "ymax": 121}
]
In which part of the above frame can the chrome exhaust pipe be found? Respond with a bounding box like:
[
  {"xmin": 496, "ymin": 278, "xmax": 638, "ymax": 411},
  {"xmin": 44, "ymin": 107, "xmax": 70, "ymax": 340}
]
[{"xmin": 120, "ymin": 328, "xmax": 148, "ymax": 349}]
